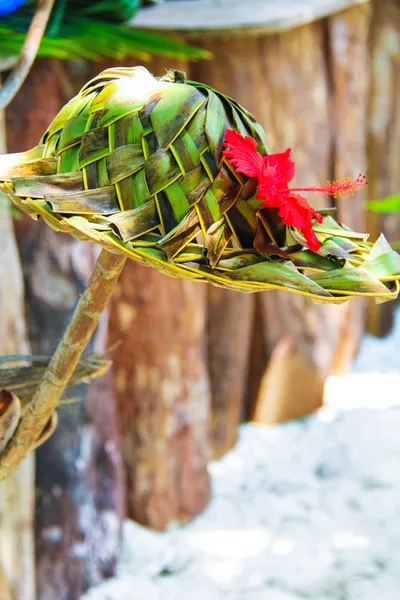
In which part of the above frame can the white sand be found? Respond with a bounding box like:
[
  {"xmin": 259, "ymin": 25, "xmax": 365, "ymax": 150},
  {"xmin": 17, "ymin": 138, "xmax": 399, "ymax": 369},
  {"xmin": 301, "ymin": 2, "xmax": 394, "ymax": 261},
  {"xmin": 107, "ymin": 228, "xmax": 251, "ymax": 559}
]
[{"xmin": 83, "ymin": 308, "xmax": 400, "ymax": 600}]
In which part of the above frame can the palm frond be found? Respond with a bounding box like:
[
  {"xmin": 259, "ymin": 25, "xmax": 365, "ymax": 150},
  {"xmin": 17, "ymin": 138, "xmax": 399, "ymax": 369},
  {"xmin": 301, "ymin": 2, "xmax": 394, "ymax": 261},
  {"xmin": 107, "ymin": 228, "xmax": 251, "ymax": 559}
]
[
  {"xmin": 0, "ymin": 352, "xmax": 111, "ymax": 405},
  {"xmin": 0, "ymin": 1, "xmax": 212, "ymax": 62}
]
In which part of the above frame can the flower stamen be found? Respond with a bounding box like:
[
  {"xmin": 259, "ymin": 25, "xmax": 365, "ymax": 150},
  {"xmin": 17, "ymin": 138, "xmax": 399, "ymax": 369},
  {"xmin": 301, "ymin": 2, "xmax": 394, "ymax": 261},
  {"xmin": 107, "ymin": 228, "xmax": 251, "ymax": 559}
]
[{"xmin": 290, "ymin": 174, "xmax": 368, "ymax": 199}]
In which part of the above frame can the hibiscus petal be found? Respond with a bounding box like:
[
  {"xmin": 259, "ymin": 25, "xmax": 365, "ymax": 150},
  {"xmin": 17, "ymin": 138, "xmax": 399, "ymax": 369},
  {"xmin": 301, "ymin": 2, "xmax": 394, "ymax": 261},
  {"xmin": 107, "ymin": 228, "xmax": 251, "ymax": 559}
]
[
  {"xmin": 222, "ymin": 130, "xmax": 328, "ymax": 252},
  {"xmin": 300, "ymin": 224, "xmax": 321, "ymax": 252},
  {"xmin": 222, "ymin": 129, "xmax": 264, "ymax": 178},
  {"xmin": 259, "ymin": 192, "xmax": 322, "ymax": 251},
  {"xmin": 262, "ymin": 148, "xmax": 295, "ymax": 186}
]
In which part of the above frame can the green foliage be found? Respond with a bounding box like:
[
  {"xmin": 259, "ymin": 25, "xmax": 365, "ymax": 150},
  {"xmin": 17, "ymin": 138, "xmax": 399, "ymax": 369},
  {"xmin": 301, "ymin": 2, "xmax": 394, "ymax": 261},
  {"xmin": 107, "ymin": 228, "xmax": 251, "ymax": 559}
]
[
  {"xmin": 61, "ymin": 0, "xmax": 142, "ymax": 22},
  {"xmin": 366, "ymin": 195, "xmax": 400, "ymax": 214},
  {"xmin": 0, "ymin": 1, "xmax": 211, "ymax": 62},
  {"xmin": 366, "ymin": 194, "xmax": 400, "ymax": 249}
]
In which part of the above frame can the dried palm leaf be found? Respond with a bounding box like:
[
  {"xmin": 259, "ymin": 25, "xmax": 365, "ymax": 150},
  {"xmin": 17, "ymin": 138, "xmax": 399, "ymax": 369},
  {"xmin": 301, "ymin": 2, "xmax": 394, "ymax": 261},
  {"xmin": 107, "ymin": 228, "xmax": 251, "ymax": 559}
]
[
  {"xmin": 0, "ymin": 353, "xmax": 111, "ymax": 454},
  {"xmin": 0, "ymin": 352, "xmax": 111, "ymax": 404},
  {"xmin": 0, "ymin": 389, "xmax": 57, "ymax": 453}
]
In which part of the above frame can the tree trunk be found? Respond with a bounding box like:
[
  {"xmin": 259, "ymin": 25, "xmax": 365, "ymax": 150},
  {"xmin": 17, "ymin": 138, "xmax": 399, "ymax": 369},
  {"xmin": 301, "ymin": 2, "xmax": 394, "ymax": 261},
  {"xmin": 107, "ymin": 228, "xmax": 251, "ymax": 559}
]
[
  {"xmin": 326, "ymin": 3, "xmax": 370, "ymax": 372},
  {"xmin": 206, "ymin": 287, "xmax": 253, "ymax": 459},
  {"xmin": 0, "ymin": 80, "xmax": 35, "ymax": 600},
  {"xmin": 108, "ymin": 260, "xmax": 211, "ymax": 530},
  {"xmin": 328, "ymin": 4, "xmax": 370, "ymax": 230},
  {"xmin": 6, "ymin": 59, "xmax": 125, "ymax": 599},
  {"xmin": 252, "ymin": 335, "xmax": 324, "ymax": 425},
  {"xmin": 192, "ymin": 29, "xmax": 330, "ymax": 422},
  {"xmin": 256, "ymin": 20, "xmax": 339, "ymax": 421},
  {"xmin": 367, "ymin": 0, "xmax": 400, "ymax": 336},
  {"xmin": 18, "ymin": 221, "xmax": 124, "ymax": 600}
]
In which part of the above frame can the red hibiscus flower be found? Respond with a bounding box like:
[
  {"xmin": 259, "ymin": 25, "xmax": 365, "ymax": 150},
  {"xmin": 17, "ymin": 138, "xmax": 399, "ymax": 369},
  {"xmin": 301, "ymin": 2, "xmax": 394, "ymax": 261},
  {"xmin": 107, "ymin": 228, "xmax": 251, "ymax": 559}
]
[{"xmin": 222, "ymin": 129, "xmax": 367, "ymax": 252}]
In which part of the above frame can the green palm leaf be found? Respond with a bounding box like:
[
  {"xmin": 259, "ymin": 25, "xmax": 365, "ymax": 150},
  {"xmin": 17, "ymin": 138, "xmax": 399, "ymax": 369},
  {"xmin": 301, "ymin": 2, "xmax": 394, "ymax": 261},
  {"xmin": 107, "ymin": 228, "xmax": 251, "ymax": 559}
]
[
  {"xmin": 0, "ymin": 1, "xmax": 211, "ymax": 62},
  {"xmin": 0, "ymin": 66, "xmax": 398, "ymax": 303}
]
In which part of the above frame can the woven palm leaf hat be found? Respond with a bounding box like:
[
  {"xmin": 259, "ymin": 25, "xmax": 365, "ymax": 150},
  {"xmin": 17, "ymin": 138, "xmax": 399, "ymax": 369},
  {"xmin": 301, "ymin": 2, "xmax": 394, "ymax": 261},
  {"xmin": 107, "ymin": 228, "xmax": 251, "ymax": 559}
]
[{"xmin": 1, "ymin": 66, "xmax": 399, "ymax": 303}]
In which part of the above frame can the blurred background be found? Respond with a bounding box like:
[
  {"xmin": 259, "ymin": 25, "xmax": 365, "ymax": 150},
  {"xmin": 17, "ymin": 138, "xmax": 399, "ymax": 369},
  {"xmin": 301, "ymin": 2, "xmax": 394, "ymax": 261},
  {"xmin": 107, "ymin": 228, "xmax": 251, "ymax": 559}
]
[{"xmin": 0, "ymin": 0, "xmax": 399, "ymax": 598}]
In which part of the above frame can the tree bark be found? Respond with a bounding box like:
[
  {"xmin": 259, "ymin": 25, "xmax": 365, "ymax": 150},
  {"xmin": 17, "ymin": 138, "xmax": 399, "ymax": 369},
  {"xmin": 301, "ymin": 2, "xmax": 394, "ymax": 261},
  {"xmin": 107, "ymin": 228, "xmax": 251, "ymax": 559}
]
[
  {"xmin": 367, "ymin": 0, "xmax": 400, "ymax": 336},
  {"xmin": 0, "ymin": 81, "xmax": 35, "ymax": 600},
  {"xmin": 256, "ymin": 20, "xmax": 335, "ymax": 421},
  {"xmin": 17, "ymin": 221, "xmax": 125, "ymax": 600},
  {"xmin": 206, "ymin": 288, "xmax": 253, "ymax": 459},
  {"xmin": 108, "ymin": 260, "xmax": 211, "ymax": 530},
  {"xmin": 6, "ymin": 59, "xmax": 125, "ymax": 599},
  {"xmin": 193, "ymin": 29, "xmax": 330, "ymax": 422},
  {"xmin": 327, "ymin": 3, "xmax": 370, "ymax": 372}
]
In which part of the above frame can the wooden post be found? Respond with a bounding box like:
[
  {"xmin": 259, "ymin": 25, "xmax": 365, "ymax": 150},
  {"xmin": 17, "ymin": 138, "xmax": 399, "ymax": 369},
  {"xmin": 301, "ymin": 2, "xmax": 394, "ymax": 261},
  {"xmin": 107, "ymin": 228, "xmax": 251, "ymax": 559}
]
[
  {"xmin": 367, "ymin": 0, "xmax": 400, "ymax": 336},
  {"xmin": 191, "ymin": 24, "xmax": 331, "ymax": 423},
  {"xmin": 327, "ymin": 3, "xmax": 371, "ymax": 372},
  {"xmin": 6, "ymin": 60, "xmax": 125, "ymax": 598},
  {"xmin": 108, "ymin": 253, "xmax": 211, "ymax": 530},
  {"xmin": 186, "ymin": 2, "xmax": 374, "ymax": 424},
  {"xmin": 207, "ymin": 288, "xmax": 253, "ymax": 458},
  {"xmin": 18, "ymin": 221, "xmax": 125, "ymax": 600},
  {"xmin": 0, "ymin": 76, "xmax": 35, "ymax": 600},
  {"xmin": 189, "ymin": 52, "xmax": 256, "ymax": 458}
]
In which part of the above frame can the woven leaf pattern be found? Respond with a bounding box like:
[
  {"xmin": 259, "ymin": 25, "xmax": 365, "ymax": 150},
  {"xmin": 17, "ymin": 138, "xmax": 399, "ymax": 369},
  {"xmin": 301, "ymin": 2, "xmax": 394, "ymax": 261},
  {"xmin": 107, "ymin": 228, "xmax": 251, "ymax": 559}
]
[{"xmin": 1, "ymin": 67, "xmax": 399, "ymax": 303}]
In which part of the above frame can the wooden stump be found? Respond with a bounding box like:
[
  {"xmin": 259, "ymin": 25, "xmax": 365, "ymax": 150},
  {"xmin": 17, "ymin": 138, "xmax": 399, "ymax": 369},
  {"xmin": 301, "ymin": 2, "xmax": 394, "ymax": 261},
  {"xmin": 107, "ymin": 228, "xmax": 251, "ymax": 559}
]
[
  {"xmin": 0, "ymin": 84, "xmax": 35, "ymax": 600},
  {"xmin": 186, "ymin": 54, "xmax": 255, "ymax": 459},
  {"xmin": 207, "ymin": 287, "xmax": 253, "ymax": 459},
  {"xmin": 108, "ymin": 260, "xmax": 211, "ymax": 530},
  {"xmin": 190, "ymin": 5, "xmax": 370, "ymax": 424},
  {"xmin": 367, "ymin": 0, "xmax": 400, "ymax": 336},
  {"xmin": 252, "ymin": 335, "xmax": 324, "ymax": 425},
  {"xmin": 192, "ymin": 26, "xmax": 331, "ymax": 423},
  {"xmin": 17, "ymin": 222, "xmax": 125, "ymax": 600}
]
